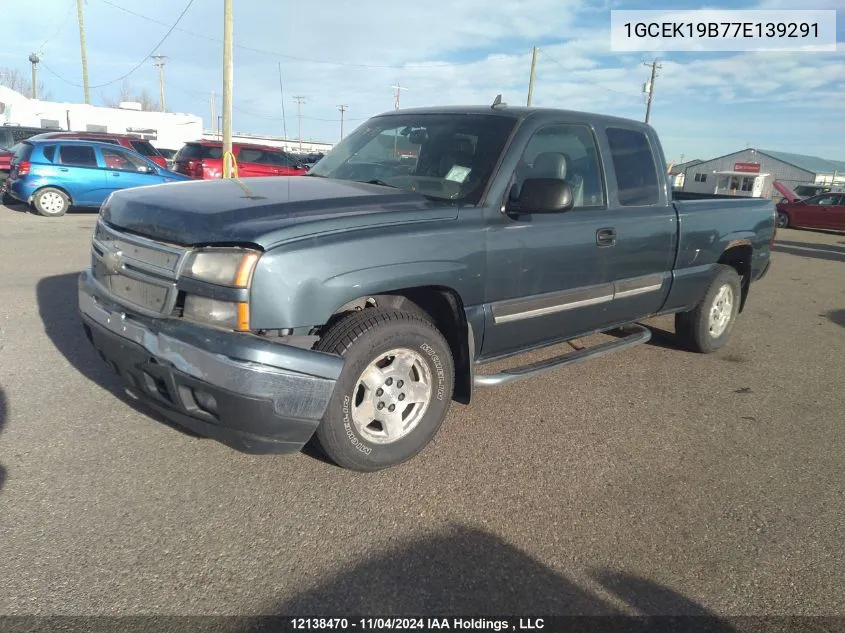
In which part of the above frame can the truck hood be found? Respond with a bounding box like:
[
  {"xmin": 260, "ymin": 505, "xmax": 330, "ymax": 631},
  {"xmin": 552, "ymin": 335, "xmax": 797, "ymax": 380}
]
[{"xmin": 100, "ymin": 176, "xmax": 459, "ymax": 248}]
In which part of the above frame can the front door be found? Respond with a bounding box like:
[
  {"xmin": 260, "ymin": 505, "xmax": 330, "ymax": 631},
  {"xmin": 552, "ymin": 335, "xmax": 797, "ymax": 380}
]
[
  {"xmin": 481, "ymin": 122, "xmax": 676, "ymax": 360},
  {"xmin": 481, "ymin": 122, "xmax": 618, "ymax": 359},
  {"xmin": 99, "ymin": 146, "xmax": 158, "ymax": 200}
]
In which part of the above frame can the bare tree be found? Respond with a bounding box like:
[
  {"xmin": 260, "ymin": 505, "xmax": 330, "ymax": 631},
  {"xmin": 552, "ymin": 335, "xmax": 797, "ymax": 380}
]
[
  {"xmin": 101, "ymin": 79, "xmax": 159, "ymax": 111},
  {"xmin": 0, "ymin": 65, "xmax": 51, "ymax": 100}
]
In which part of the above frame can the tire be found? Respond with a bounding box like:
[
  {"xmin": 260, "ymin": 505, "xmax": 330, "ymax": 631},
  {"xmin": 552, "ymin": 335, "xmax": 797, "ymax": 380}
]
[
  {"xmin": 313, "ymin": 308, "xmax": 455, "ymax": 472},
  {"xmin": 33, "ymin": 187, "xmax": 69, "ymax": 217},
  {"xmin": 674, "ymin": 264, "xmax": 742, "ymax": 354},
  {"xmin": 776, "ymin": 210, "xmax": 790, "ymax": 228}
]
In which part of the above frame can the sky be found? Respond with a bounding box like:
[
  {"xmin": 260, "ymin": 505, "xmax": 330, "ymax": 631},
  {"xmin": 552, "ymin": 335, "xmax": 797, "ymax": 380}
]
[{"xmin": 2, "ymin": 0, "xmax": 843, "ymax": 162}]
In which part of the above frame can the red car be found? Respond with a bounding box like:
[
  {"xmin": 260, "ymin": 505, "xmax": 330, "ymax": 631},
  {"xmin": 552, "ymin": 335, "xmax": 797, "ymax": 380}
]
[
  {"xmin": 173, "ymin": 140, "xmax": 307, "ymax": 179},
  {"xmin": 776, "ymin": 192, "xmax": 845, "ymax": 231},
  {"xmin": 26, "ymin": 131, "xmax": 167, "ymax": 168}
]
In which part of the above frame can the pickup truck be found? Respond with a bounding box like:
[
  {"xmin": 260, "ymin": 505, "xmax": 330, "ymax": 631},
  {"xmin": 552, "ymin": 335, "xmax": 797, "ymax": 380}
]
[{"xmin": 77, "ymin": 101, "xmax": 776, "ymax": 472}]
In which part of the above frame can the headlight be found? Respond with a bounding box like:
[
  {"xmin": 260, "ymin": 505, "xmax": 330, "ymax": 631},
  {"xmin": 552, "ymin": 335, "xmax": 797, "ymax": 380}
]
[
  {"xmin": 184, "ymin": 248, "xmax": 261, "ymax": 287},
  {"xmin": 183, "ymin": 295, "xmax": 248, "ymax": 330}
]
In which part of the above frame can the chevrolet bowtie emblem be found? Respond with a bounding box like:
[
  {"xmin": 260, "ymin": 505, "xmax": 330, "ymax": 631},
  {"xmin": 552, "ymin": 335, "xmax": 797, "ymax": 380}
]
[{"xmin": 103, "ymin": 248, "xmax": 124, "ymax": 275}]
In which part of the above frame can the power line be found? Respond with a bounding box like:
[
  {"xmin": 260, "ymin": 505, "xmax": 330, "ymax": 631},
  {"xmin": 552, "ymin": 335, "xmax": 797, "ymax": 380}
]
[
  {"xmin": 97, "ymin": 0, "xmax": 457, "ymax": 70},
  {"xmin": 537, "ymin": 49, "xmax": 641, "ymax": 99},
  {"xmin": 37, "ymin": 0, "xmax": 76, "ymax": 53},
  {"xmin": 44, "ymin": 0, "xmax": 195, "ymax": 91}
]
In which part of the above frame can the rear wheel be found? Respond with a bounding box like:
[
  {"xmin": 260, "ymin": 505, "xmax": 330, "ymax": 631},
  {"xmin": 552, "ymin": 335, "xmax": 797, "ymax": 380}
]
[
  {"xmin": 313, "ymin": 308, "xmax": 455, "ymax": 472},
  {"xmin": 675, "ymin": 265, "xmax": 742, "ymax": 354},
  {"xmin": 33, "ymin": 187, "xmax": 69, "ymax": 217}
]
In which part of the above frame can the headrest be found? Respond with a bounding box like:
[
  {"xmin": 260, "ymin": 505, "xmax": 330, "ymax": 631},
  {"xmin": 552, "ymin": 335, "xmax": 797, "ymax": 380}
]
[{"xmin": 533, "ymin": 152, "xmax": 569, "ymax": 179}]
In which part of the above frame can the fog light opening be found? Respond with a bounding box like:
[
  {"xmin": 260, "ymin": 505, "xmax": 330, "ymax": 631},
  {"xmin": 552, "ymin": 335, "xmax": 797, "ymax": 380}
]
[{"xmin": 193, "ymin": 389, "xmax": 219, "ymax": 415}]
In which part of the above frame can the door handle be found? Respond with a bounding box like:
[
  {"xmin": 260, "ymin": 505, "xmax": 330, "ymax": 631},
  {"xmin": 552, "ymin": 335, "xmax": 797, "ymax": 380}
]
[
  {"xmin": 111, "ymin": 172, "xmax": 120, "ymax": 177},
  {"xmin": 596, "ymin": 227, "xmax": 617, "ymax": 246},
  {"xmin": 59, "ymin": 168, "xmax": 69, "ymax": 172}
]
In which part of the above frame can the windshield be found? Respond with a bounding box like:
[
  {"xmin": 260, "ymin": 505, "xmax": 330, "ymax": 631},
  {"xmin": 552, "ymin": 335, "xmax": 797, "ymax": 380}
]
[{"xmin": 308, "ymin": 113, "xmax": 517, "ymax": 204}]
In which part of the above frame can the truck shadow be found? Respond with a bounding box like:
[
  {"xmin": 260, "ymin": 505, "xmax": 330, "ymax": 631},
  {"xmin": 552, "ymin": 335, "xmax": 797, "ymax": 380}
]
[
  {"xmin": 773, "ymin": 241, "xmax": 845, "ymax": 263},
  {"xmin": 826, "ymin": 310, "xmax": 845, "ymax": 328},
  {"xmin": 35, "ymin": 273, "xmax": 202, "ymax": 441},
  {"xmin": 239, "ymin": 526, "xmax": 739, "ymax": 632},
  {"xmin": 0, "ymin": 386, "xmax": 7, "ymax": 491}
]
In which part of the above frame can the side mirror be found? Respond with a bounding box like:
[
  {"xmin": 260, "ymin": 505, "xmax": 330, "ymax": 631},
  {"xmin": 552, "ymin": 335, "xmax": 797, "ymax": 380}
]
[{"xmin": 508, "ymin": 178, "xmax": 574, "ymax": 214}]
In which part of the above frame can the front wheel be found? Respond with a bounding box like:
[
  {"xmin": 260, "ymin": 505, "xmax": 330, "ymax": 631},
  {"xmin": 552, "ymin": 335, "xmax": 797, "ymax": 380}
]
[
  {"xmin": 776, "ymin": 211, "xmax": 790, "ymax": 228},
  {"xmin": 33, "ymin": 187, "xmax": 69, "ymax": 217},
  {"xmin": 313, "ymin": 308, "xmax": 455, "ymax": 472},
  {"xmin": 675, "ymin": 265, "xmax": 742, "ymax": 354}
]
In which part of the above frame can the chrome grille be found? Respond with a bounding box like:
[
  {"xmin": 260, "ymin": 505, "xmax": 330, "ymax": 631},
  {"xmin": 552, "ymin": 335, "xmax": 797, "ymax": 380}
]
[{"xmin": 91, "ymin": 221, "xmax": 188, "ymax": 315}]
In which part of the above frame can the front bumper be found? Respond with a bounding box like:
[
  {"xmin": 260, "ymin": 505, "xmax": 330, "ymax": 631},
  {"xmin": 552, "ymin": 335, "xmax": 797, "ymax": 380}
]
[{"xmin": 78, "ymin": 269, "xmax": 343, "ymax": 454}]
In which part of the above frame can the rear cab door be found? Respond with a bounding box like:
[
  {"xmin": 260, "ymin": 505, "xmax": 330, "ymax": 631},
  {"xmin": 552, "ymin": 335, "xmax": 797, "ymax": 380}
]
[
  {"xmin": 589, "ymin": 123, "xmax": 677, "ymax": 324},
  {"xmin": 54, "ymin": 143, "xmax": 107, "ymax": 206}
]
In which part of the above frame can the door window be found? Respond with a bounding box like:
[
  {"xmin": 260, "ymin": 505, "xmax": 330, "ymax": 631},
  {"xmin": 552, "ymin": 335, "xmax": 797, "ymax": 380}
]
[
  {"xmin": 101, "ymin": 147, "xmax": 150, "ymax": 172},
  {"xmin": 58, "ymin": 145, "xmax": 97, "ymax": 167},
  {"xmin": 605, "ymin": 127, "xmax": 660, "ymax": 206},
  {"xmin": 809, "ymin": 195, "xmax": 837, "ymax": 205},
  {"xmin": 237, "ymin": 148, "xmax": 265, "ymax": 164},
  {"xmin": 516, "ymin": 123, "xmax": 606, "ymax": 208}
]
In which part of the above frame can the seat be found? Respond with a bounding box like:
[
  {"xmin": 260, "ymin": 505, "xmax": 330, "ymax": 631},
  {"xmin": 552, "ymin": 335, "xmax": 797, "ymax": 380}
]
[
  {"xmin": 530, "ymin": 152, "xmax": 584, "ymax": 207},
  {"xmin": 437, "ymin": 137, "xmax": 475, "ymax": 178}
]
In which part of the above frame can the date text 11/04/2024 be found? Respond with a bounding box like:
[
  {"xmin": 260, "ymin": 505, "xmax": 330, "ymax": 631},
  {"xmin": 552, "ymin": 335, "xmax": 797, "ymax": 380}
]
[
  {"xmin": 290, "ymin": 618, "xmax": 546, "ymax": 631},
  {"xmin": 623, "ymin": 21, "xmax": 819, "ymax": 38}
]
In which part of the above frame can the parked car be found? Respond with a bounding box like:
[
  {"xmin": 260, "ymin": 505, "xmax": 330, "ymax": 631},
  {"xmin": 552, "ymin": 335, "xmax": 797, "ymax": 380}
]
[
  {"xmin": 1, "ymin": 125, "xmax": 55, "ymax": 188},
  {"xmin": 776, "ymin": 192, "xmax": 845, "ymax": 230},
  {"xmin": 26, "ymin": 131, "xmax": 168, "ymax": 168},
  {"xmin": 173, "ymin": 140, "xmax": 307, "ymax": 179},
  {"xmin": 155, "ymin": 148, "xmax": 179, "ymax": 169},
  {"xmin": 77, "ymin": 103, "xmax": 776, "ymax": 472},
  {"xmin": 5, "ymin": 139, "xmax": 190, "ymax": 217}
]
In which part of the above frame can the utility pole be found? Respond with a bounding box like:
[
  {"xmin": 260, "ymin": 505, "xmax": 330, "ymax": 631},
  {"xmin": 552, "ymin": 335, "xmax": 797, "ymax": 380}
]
[
  {"xmin": 277, "ymin": 63, "xmax": 287, "ymax": 140},
  {"xmin": 293, "ymin": 96, "xmax": 306, "ymax": 152},
  {"xmin": 151, "ymin": 54, "xmax": 167, "ymax": 112},
  {"xmin": 392, "ymin": 81, "xmax": 407, "ymax": 110},
  {"xmin": 643, "ymin": 59, "xmax": 662, "ymax": 124},
  {"xmin": 28, "ymin": 53, "xmax": 40, "ymax": 99},
  {"xmin": 210, "ymin": 90, "xmax": 216, "ymax": 134},
  {"xmin": 76, "ymin": 0, "xmax": 90, "ymax": 104},
  {"xmin": 337, "ymin": 104, "xmax": 348, "ymax": 141},
  {"xmin": 222, "ymin": 0, "xmax": 233, "ymax": 178},
  {"xmin": 527, "ymin": 46, "xmax": 538, "ymax": 106}
]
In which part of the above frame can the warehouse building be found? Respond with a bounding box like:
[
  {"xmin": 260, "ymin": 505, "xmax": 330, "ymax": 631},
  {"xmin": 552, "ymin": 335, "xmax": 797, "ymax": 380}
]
[
  {"xmin": 680, "ymin": 148, "xmax": 845, "ymax": 199},
  {"xmin": 668, "ymin": 158, "xmax": 702, "ymax": 189},
  {"xmin": 0, "ymin": 86, "xmax": 202, "ymax": 150}
]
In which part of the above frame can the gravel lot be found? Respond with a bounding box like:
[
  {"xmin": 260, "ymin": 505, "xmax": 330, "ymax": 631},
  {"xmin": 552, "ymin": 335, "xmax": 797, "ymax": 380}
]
[{"xmin": 0, "ymin": 203, "xmax": 843, "ymax": 618}]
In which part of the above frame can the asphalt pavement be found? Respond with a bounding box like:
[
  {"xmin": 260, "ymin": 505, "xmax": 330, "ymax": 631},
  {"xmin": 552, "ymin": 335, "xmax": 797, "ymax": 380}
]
[{"xmin": 0, "ymin": 203, "xmax": 843, "ymax": 618}]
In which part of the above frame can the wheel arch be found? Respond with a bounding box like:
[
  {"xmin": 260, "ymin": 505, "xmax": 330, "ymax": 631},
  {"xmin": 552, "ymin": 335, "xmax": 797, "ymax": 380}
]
[
  {"xmin": 324, "ymin": 285, "xmax": 474, "ymax": 405},
  {"xmin": 719, "ymin": 241, "xmax": 753, "ymax": 313},
  {"xmin": 32, "ymin": 184, "xmax": 73, "ymax": 205}
]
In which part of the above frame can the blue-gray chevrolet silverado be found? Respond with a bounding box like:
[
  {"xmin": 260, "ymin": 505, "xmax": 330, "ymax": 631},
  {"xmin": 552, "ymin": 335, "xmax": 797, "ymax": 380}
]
[{"xmin": 78, "ymin": 103, "xmax": 776, "ymax": 471}]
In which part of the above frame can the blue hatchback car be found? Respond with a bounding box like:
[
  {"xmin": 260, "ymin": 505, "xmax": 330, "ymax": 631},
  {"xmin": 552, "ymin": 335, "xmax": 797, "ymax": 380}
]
[{"xmin": 6, "ymin": 138, "xmax": 191, "ymax": 217}]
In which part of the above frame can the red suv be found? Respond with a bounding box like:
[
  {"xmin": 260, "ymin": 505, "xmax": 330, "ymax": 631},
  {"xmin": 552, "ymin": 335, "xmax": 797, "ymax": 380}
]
[
  {"xmin": 26, "ymin": 131, "xmax": 167, "ymax": 168},
  {"xmin": 173, "ymin": 140, "xmax": 307, "ymax": 179}
]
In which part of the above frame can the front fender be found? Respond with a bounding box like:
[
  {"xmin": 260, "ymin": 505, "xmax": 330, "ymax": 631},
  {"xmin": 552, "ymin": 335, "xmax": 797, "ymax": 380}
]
[{"xmin": 247, "ymin": 221, "xmax": 485, "ymax": 330}]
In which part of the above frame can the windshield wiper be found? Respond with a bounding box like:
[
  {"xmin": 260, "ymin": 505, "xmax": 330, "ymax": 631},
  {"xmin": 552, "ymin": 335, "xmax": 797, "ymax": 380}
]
[{"xmin": 363, "ymin": 179, "xmax": 397, "ymax": 188}]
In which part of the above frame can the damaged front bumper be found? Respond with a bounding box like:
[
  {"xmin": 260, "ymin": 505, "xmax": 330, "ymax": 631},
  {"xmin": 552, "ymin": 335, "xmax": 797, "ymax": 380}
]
[{"xmin": 77, "ymin": 269, "xmax": 342, "ymax": 454}]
